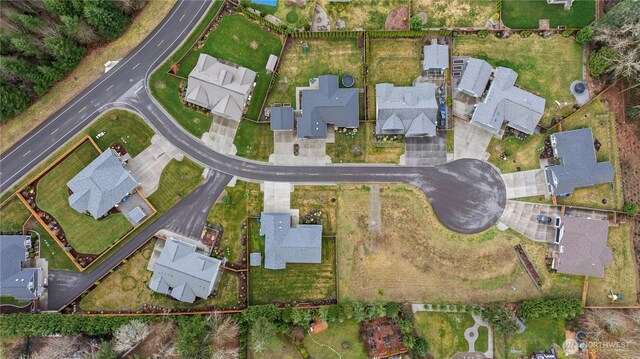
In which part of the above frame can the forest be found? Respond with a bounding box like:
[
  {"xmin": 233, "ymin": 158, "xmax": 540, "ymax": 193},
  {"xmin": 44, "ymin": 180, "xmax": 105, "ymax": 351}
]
[{"xmin": 0, "ymin": 0, "xmax": 148, "ymax": 121}]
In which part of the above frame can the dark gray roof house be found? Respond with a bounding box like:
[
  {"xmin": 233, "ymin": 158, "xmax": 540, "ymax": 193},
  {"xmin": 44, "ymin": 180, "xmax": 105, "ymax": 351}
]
[
  {"xmin": 68, "ymin": 149, "xmax": 138, "ymax": 220},
  {"xmin": 423, "ymin": 44, "xmax": 449, "ymax": 72},
  {"xmin": 544, "ymin": 128, "xmax": 615, "ymax": 196},
  {"xmin": 185, "ymin": 54, "xmax": 256, "ymax": 121},
  {"xmin": 259, "ymin": 212, "xmax": 323, "ymax": 270},
  {"xmin": 375, "ymin": 83, "xmax": 438, "ymax": 137},
  {"xmin": 457, "ymin": 58, "xmax": 492, "ymax": 97},
  {"xmin": 296, "ymin": 75, "xmax": 359, "ymax": 139},
  {"xmin": 270, "ymin": 106, "xmax": 294, "ymax": 131},
  {"xmin": 470, "ymin": 67, "xmax": 546, "ymax": 134},
  {"xmin": 0, "ymin": 235, "xmax": 46, "ymax": 301},
  {"xmin": 553, "ymin": 216, "xmax": 612, "ymax": 278},
  {"xmin": 149, "ymin": 238, "xmax": 222, "ymax": 303}
]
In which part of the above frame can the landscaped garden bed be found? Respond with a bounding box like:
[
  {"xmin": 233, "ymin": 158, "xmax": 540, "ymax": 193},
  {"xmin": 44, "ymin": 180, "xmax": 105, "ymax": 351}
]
[{"xmin": 317, "ymin": 0, "xmax": 410, "ymax": 30}]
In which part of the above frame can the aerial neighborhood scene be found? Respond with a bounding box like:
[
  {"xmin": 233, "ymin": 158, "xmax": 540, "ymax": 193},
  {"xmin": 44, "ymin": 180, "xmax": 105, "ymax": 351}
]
[{"xmin": 2, "ymin": 0, "xmax": 640, "ymax": 358}]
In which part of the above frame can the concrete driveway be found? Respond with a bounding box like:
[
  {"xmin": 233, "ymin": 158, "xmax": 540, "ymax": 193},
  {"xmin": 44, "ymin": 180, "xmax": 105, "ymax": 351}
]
[
  {"xmin": 263, "ymin": 181, "xmax": 292, "ymax": 212},
  {"xmin": 270, "ymin": 130, "xmax": 330, "ymax": 165},
  {"xmin": 498, "ymin": 200, "xmax": 560, "ymax": 242},
  {"xmin": 454, "ymin": 119, "xmax": 492, "ymax": 161},
  {"xmin": 401, "ymin": 133, "xmax": 447, "ymax": 166},
  {"xmin": 128, "ymin": 135, "xmax": 183, "ymax": 196},
  {"xmin": 201, "ymin": 115, "xmax": 238, "ymax": 155},
  {"xmin": 502, "ymin": 169, "xmax": 549, "ymax": 199}
]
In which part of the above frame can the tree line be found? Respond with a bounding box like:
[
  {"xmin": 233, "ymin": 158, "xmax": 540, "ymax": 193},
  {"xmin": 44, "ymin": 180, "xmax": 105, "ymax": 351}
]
[{"xmin": 0, "ymin": 0, "xmax": 148, "ymax": 121}]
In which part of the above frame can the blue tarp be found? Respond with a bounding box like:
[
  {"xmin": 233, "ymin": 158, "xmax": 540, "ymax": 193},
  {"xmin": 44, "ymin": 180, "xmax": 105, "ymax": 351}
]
[{"xmin": 252, "ymin": 0, "xmax": 277, "ymax": 6}]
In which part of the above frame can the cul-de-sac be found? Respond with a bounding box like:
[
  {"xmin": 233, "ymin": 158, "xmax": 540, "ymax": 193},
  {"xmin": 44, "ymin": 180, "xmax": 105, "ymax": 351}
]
[{"xmin": 1, "ymin": 0, "xmax": 639, "ymax": 358}]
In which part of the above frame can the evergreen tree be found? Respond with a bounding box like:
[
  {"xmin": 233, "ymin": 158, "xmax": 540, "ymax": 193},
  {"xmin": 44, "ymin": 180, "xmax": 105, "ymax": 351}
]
[{"xmin": 83, "ymin": 0, "xmax": 130, "ymax": 40}]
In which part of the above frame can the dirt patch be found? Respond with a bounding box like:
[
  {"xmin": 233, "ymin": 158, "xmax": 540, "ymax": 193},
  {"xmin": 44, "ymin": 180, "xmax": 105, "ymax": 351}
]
[
  {"xmin": 250, "ymin": 40, "xmax": 259, "ymax": 49},
  {"xmin": 539, "ymin": 19, "xmax": 549, "ymax": 29},
  {"xmin": 385, "ymin": 6, "xmax": 409, "ymax": 30},
  {"xmin": 367, "ymin": 185, "xmax": 382, "ymax": 249}
]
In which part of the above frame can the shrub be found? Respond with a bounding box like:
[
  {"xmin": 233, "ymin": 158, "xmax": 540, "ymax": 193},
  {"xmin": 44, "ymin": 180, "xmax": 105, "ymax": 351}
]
[
  {"xmin": 562, "ymin": 29, "xmax": 574, "ymax": 37},
  {"xmin": 589, "ymin": 47, "xmax": 617, "ymax": 77},
  {"xmin": 409, "ymin": 16, "xmax": 423, "ymax": 31},
  {"xmin": 482, "ymin": 304, "xmax": 519, "ymax": 334},
  {"xmin": 412, "ymin": 336, "xmax": 429, "ymax": 357},
  {"xmin": 520, "ymin": 30, "xmax": 533, "ymax": 38},
  {"xmin": 623, "ymin": 202, "xmax": 639, "ymax": 217},
  {"xmin": 576, "ymin": 27, "xmax": 594, "ymax": 44},
  {"xmin": 477, "ymin": 30, "xmax": 489, "ymax": 38},
  {"xmin": 517, "ymin": 299, "xmax": 584, "ymax": 320},
  {"xmin": 286, "ymin": 10, "xmax": 299, "ymax": 23},
  {"xmin": 493, "ymin": 12, "xmax": 500, "ymax": 21}
]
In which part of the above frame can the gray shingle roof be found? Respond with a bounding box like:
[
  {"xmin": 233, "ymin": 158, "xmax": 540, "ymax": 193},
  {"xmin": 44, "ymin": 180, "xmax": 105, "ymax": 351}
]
[
  {"xmin": 556, "ymin": 216, "xmax": 612, "ymax": 278},
  {"xmin": 250, "ymin": 252, "xmax": 262, "ymax": 267},
  {"xmin": 0, "ymin": 235, "xmax": 42, "ymax": 300},
  {"xmin": 270, "ymin": 106, "xmax": 294, "ymax": 131},
  {"xmin": 544, "ymin": 128, "xmax": 615, "ymax": 195},
  {"xmin": 457, "ymin": 58, "xmax": 492, "ymax": 97},
  {"xmin": 259, "ymin": 212, "xmax": 322, "ymax": 270},
  {"xmin": 375, "ymin": 83, "xmax": 438, "ymax": 137},
  {"xmin": 470, "ymin": 67, "xmax": 546, "ymax": 134},
  {"xmin": 67, "ymin": 149, "xmax": 138, "ymax": 220},
  {"xmin": 423, "ymin": 44, "xmax": 449, "ymax": 70},
  {"xmin": 297, "ymin": 75, "xmax": 359, "ymax": 139},
  {"xmin": 185, "ymin": 54, "xmax": 256, "ymax": 120},
  {"xmin": 149, "ymin": 238, "xmax": 221, "ymax": 303}
]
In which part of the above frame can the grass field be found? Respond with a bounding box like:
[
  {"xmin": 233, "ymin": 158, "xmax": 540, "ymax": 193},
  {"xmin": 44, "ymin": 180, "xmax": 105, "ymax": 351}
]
[
  {"xmin": 413, "ymin": 0, "xmax": 495, "ymax": 27},
  {"xmin": 454, "ymin": 34, "xmax": 583, "ymax": 124},
  {"xmin": 249, "ymin": 227, "xmax": 337, "ymax": 304},
  {"xmin": 302, "ymin": 321, "xmax": 367, "ymax": 359},
  {"xmin": 586, "ymin": 222, "xmax": 637, "ymax": 306},
  {"xmin": 336, "ymin": 184, "xmax": 584, "ymax": 303},
  {"xmin": 476, "ymin": 325, "xmax": 489, "ymax": 353},
  {"xmin": 317, "ymin": 0, "xmax": 410, "ymax": 30},
  {"xmin": 557, "ymin": 98, "xmax": 624, "ymax": 210},
  {"xmin": 233, "ymin": 121, "xmax": 274, "ymax": 162},
  {"xmin": 27, "ymin": 219, "xmax": 78, "ymax": 272},
  {"xmin": 35, "ymin": 142, "xmax": 133, "ymax": 254},
  {"xmin": 80, "ymin": 239, "xmax": 239, "ymax": 311},
  {"xmin": 177, "ymin": 14, "xmax": 283, "ymax": 121},
  {"xmin": 367, "ymin": 38, "xmax": 423, "ymax": 120},
  {"xmin": 0, "ymin": 196, "xmax": 31, "ymax": 233},
  {"xmin": 208, "ymin": 181, "xmax": 262, "ymax": 263},
  {"xmin": 267, "ymin": 38, "xmax": 363, "ymax": 108},
  {"xmin": 247, "ymin": 0, "xmax": 314, "ymax": 29},
  {"xmin": 494, "ymin": 318, "xmax": 565, "ymax": 359},
  {"xmin": 249, "ymin": 334, "xmax": 300, "ymax": 359},
  {"xmin": 502, "ymin": 0, "xmax": 595, "ymax": 29},
  {"xmin": 0, "ymin": 0, "xmax": 177, "ymax": 153},
  {"xmin": 146, "ymin": 158, "xmax": 204, "ymax": 213},
  {"xmin": 414, "ymin": 312, "xmax": 474, "ymax": 358},
  {"xmin": 88, "ymin": 110, "xmax": 155, "ymax": 157},
  {"xmin": 149, "ymin": 0, "xmax": 224, "ymax": 137},
  {"xmin": 291, "ymin": 186, "xmax": 339, "ymax": 235}
]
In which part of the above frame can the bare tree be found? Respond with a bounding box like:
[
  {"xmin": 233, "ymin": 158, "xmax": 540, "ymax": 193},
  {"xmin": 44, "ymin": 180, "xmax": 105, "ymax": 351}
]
[
  {"xmin": 582, "ymin": 310, "xmax": 640, "ymax": 359},
  {"xmin": 31, "ymin": 336, "xmax": 85, "ymax": 359},
  {"xmin": 113, "ymin": 320, "xmax": 151, "ymax": 354}
]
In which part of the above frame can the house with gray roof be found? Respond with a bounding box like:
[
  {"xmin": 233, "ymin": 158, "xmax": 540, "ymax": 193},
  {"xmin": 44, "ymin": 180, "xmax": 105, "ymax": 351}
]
[
  {"xmin": 270, "ymin": 106, "xmax": 294, "ymax": 131},
  {"xmin": 470, "ymin": 66, "xmax": 546, "ymax": 135},
  {"xmin": 457, "ymin": 58, "xmax": 492, "ymax": 97},
  {"xmin": 544, "ymin": 128, "xmax": 615, "ymax": 196},
  {"xmin": 185, "ymin": 54, "xmax": 256, "ymax": 121},
  {"xmin": 0, "ymin": 235, "xmax": 46, "ymax": 301},
  {"xmin": 423, "ymin": 44, "xmax": 449, "ymax": 73},
  {"xmin": 259, "ymin": 212, "xmax": 323, "ymax": 270},
  {"xmin": 375, "ymin": 83, "xmax": 438, "ymax": 137},
  {"xmin": 149, "ymin": 238, "xmax": 222, "ymax": 303},
  {"xmin": 547, "ymin": 0, "xmax": 574, "ymax": 10},
  {"xmin": 552, "ymin": 216, "xmax": 612, "ymax": 278},
  {"xmin": 68, "ymin": 148, "xmax": 138, "ymax": 220},
  {"xmin": 296, "ymin": 75, "xmax": 359, "ymax": 139}
]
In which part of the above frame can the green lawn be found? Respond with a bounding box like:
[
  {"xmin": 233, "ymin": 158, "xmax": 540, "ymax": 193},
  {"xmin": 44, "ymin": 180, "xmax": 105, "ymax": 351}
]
[
  {"xmin": 454, "ymin": 35, "xmax": 583, "ymax": 125},
  {"xmin": 28, "ymin": 220, "xmax": 78, "ymax": 272},
  {"xmin": 88, "ymin": 110, "xmax": 155, "ymax": 157},
  {"xmin": 35, "ymin": 142, "xmax": 133, "ymax": 254},
  {"xmin": 476, "ymin": 325, "xmax": 489, "ymax": 353},
  {"xmin": 80, "ymin": 239, "xmax": 240, "ymax": 311},
  {"xmin": 502, "ymin": 0, "xmax": 595, "ymax": 29},
  {"xmin": 0, "ymin": 296, "xmax": 30, "ymax": 307},
  {"xmin": 149, "ymin": 0, "xmax": 224, "ymax": 137},
  {"xmin": 0, "ymin": 196, "xmax": 31, "ymax": 233},
  {"xmin": 246, "ymin": 0, "xmax": 314, "ymax": 29},
  {"xmin": 487, "ymin": 132, "xmax": 551, "ymax": 173},
  {"xmin": 146, "ymin": 158, "xmax": 204, "ymax": 213},
  {"xmin": 414, "ymin": 312, "xmax": 475, "ymax": 358},
  {"xmin": 267, "ymin": 38, "xmax": 363, "ymax": 107},
  {"xmin": 177, "ymin": 14, "xmax": 283, "ymax": 121},
  {"xmin": 302, "ymin": 321, "xmax": 367, "ymax": 359},
  {"xmin": 494, "ymin": 318, "xmax": 565, "ymax": 359},
  {"xmin": 413, "ymin": 0, "xmax": 496, "ymax": 28},
  {"xmin": 233, "ymin": 120, "xmax": 274, "ymax": 162},
  {"xmin": 249, "ymin": 334, "xmax": 300, "ymax": 359},
  {"xmin": 208, "ymin": 181, "xmax": 263, "ymax": 263},
  {"xmin": 249, "ymin": 232, "xmax": 337, "ymax": 304}
]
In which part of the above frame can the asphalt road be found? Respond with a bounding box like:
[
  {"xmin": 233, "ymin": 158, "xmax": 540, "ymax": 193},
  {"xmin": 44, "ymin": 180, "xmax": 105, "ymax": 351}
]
[{"xmin": 0, "ymin": 0, "xmax": 507, "ymax": 310}]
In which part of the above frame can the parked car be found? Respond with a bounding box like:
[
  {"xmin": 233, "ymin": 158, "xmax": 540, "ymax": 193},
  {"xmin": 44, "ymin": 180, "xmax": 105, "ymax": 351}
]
[
  {"xmin": 95, "ymin": 131, "xmax": 106, "ymax": 139},
  {"xmin": 537, "ymin": 214, "xmax": 552, "ymax": 224}
]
